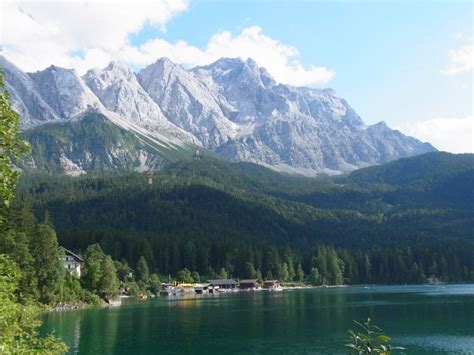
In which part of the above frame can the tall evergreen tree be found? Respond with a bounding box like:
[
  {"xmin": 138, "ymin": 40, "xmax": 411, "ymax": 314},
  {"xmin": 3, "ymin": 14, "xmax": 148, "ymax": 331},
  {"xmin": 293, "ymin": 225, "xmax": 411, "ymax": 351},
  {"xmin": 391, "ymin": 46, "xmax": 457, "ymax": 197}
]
[
  {"xmin": 30, "ymin": 223, "xmax": 63, "ymax": 304},
  {"xmin": 296, "ymin": 263, "xmax": 305, "ymax": 283},
  {"xmin": 310, "ymin": 267, "xmax": 321, "ymax": 286},
  {"xmin": 136, "ymin": 256, "xmax": 150, "ymax": 283},
  {"xmin": 98, "ymin": 255, "xmax": 119, "ymax": 300},
  {"xmin": 81, "ymin": 244, "xmax": 105, "ymax": 293}
]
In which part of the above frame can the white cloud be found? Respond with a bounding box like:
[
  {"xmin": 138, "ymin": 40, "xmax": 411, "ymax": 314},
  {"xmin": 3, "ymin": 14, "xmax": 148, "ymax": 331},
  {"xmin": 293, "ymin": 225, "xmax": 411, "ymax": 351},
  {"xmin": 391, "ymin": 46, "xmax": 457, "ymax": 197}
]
[
  {"xmin": 1, "ymin": 2, "xmax": 334, "ymax": 86},
  {"xmin": 442, "ymin": 44, "xmax": 473, "ymax": 75},
  {"xmin": 121, "ymin": 26, "xmax": 335, "ymax": 86},
  {"xmin": 1, "ymin": 0, "xmax": 189, "ymax": 72},
  {"xmin": 397, "ymin": 116, "xmax": 473, "ymax": 154}
]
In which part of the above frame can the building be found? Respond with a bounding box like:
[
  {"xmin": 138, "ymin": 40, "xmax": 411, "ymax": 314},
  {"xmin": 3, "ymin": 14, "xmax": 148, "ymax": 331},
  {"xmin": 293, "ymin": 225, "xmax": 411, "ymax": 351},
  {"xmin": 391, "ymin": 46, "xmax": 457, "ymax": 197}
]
[
  {"xmin": 263, "ymin": 280, "xmax": 281, "ymax": 291},
  {"xmin": 239, "ymin": 279, "xmax": 260, "ymax": 289},
  {"xmin": 207, "ymin": 279, "xmax": 238, "ymax": 290},
  {"xmin": 61, "ymin": 247, "xmax": 84, "ymax": 278}
]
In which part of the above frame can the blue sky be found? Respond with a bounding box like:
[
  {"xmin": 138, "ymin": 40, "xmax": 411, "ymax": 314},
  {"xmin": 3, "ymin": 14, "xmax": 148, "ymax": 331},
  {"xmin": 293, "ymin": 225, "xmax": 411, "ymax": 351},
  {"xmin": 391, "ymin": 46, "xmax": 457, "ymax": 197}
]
[
  {"xmin": 132, "ymin": 0, "xmax": 472, "ymax": 126},
  {"xmin": 3, "ymin": 0, "xmax": 473, "ymax": 152}
]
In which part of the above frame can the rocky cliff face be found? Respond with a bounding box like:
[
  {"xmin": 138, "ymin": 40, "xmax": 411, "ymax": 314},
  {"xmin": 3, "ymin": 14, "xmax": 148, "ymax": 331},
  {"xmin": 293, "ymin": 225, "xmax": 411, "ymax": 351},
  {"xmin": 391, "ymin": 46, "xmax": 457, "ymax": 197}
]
[{"xmin": 2, "ymin": 55, "xmax": 435, "ymax": 175}]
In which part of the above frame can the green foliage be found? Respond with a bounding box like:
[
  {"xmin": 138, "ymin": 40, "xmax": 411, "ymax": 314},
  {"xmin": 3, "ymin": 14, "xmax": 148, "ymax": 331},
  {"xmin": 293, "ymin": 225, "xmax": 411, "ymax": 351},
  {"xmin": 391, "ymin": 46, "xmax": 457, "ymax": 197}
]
[
  {"xmin": 296, "ymin": 263, "xmax": 305, "ymax": 282},
  {"xmin": 176, "ymin": 268, "xmax": 194, "ymax": 283},
  {"xmin": 0, "ymin": 206, "xmax": 38, "ymax": 300},
  {"xmin": 30, "ymin": 223, "xmax": 64, "ymax": 304},
  {"xmin": 346, "ymin": 318, "xmax": 405, "ymax": 354},
  {"xmin": 125, "ymin": 281, "xmax": 141, "ymax": 297},
  {"xmin": 81, "ymin": 244, "xmax": 105, "ymax": 293},
  {"xmin": 218, "ymin": 267, "xmax": 228, "ymax": 279},
  {"xmin": 21, "ymin": 112, "xmax": 198, "ymax": 174},
  {"xmin": 7, "ymin": 151, "xmax": 473, "ymax": 286},
  {"xmin": 114, "ymin": 259, "xmax": 132, "ymax": 282},
  {"xmin": 310, "ymin": 268, "xmax": 321, "ymax": 286},
  {"xmin": 136, "ymin": 256, "xmax": 150, "ymax": 283},
  {"xmin": 81, "ymin": 244, "xmax": 119, "ymax": 301},
  {"xmin": 149, "ymin": 274, "xmax": 161, "ymax": 295},
  {"xmin": 0, "ymin": 255, "xmax": 67, "ymax": 354},
  {"xmin": 0, "ymin": 72, "xmax": 30, "ymax": 213},
  {"xmin": 98, "ymin": 255, "xmax": 119, "ymax": 300}
]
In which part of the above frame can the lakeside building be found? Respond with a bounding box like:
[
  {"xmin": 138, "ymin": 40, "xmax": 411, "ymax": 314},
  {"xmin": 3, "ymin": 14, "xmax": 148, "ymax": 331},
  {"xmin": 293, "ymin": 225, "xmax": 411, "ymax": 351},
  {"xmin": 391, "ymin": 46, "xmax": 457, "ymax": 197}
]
[
  {"xmin": 207, "ymin": 279, "xmax": 238, "ymax": 290},
  {"xmin": 263, "ymin": 280, "xmax": 281, "ymax": 290},
  {"xmin": 239, "ymin": 279, "xmax": 260, "ymax": 289},
  {"xmin": 61, "ymin": 247, "xmax": 84, "ymax": 278}
]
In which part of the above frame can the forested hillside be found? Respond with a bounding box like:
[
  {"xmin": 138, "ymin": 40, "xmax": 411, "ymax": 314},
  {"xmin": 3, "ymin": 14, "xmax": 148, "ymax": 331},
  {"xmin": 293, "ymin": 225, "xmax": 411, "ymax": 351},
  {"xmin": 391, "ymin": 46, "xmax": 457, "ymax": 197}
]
[{"xmin": 17, "ymin": 152, "xmax": 474, "ymax": 284}]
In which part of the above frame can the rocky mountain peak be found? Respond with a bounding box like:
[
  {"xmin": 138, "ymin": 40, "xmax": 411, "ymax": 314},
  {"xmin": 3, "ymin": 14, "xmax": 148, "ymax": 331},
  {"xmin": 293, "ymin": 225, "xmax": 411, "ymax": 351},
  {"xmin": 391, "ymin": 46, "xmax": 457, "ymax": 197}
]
[
  {"xmin": 28, "ymin": 64, "xmax": 99, "ymax": 119},
  {"xmin": 3, "ymin": 55, "xmax": 436, "ymax": 175}
]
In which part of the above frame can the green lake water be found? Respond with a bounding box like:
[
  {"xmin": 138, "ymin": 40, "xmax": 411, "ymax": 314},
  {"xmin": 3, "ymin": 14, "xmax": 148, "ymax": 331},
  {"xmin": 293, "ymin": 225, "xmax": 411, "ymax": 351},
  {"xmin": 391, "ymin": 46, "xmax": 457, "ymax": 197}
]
[{"xmin": 41, "ymin": 285, "xmax": 474, "ymax": 354}]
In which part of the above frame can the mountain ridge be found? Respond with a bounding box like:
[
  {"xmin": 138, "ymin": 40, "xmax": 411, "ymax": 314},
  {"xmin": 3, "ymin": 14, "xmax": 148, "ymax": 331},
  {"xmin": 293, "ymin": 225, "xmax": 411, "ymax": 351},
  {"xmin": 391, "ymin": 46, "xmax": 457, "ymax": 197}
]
[{"xmin": 2, "ymin": 55, "xmax": 436, "ymax": 175}]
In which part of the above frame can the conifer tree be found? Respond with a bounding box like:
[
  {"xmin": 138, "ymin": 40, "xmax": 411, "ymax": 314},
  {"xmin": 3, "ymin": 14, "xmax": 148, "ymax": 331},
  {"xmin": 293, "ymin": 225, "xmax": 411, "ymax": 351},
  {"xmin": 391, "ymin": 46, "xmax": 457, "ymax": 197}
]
[
  {"xmin": 136, "ymin": 256, "xmax": 150, "ymax": 283},
  {"xmin": 30, "ymin": 223, "xmax": 63, "ymax": 304},
  {"xmin": 82, "ymin": 244, "xmax": 105, "ymax": 293},
  {"xmin": 99, "ymin": 255, "xmax": 119, "ymax": 300}
]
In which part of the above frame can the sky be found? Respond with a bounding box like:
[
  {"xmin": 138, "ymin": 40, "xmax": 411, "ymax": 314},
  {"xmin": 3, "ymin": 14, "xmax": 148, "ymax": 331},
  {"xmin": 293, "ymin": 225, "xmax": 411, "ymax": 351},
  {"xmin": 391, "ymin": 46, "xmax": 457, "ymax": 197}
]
[{"xmin": 1, "ymin": 0, "xmax": 473, "ymax": 153}]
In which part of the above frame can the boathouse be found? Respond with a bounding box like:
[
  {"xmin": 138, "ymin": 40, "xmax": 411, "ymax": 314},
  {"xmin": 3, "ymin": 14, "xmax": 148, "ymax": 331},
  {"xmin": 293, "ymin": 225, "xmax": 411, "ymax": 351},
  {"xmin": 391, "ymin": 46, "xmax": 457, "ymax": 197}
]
[
  {"xmin": 61, "ymin": 247, "xmax": 84, "ymax": 278},
  {"xmin": 263, "ymin": 280, "xmax": 280, "ymax": 290},
  {"xmin": 207, "ymin": 279, "xmax": 238, "ymax": 290},
  {"xmin": 239, "ymin": 279, "xmax": 260, "ymax": 289}
]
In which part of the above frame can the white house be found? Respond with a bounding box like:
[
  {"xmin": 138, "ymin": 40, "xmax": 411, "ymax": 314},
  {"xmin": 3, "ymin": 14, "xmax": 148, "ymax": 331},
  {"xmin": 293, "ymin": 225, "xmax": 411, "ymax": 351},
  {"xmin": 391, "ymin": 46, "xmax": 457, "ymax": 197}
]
[{"xmin": 61, "ymin": 247, "xmax": 84, "ymax": 278}]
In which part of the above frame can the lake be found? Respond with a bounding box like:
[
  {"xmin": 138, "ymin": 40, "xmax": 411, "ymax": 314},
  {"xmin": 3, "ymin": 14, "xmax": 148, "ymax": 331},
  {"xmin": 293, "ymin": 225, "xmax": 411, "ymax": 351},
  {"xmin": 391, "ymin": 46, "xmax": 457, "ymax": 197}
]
[{"xmin": 41, "ymin": 285, "xmax": 474, "ymax": 354}]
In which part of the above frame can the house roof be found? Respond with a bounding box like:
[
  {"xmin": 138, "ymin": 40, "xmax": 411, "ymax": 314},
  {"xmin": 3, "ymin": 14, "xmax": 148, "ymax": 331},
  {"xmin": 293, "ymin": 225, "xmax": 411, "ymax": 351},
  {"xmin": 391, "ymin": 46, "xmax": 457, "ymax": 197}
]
[
  {"xmin": 239, "ymin": 279, "xmax": 259, "ymax": 283},
  {"xmin": 207, "ymin": 279, "xmax": 237, "ymax": 285},
  {"xmin": 60, "ymin": 247, "xmax": 84, "ymax": 262}
]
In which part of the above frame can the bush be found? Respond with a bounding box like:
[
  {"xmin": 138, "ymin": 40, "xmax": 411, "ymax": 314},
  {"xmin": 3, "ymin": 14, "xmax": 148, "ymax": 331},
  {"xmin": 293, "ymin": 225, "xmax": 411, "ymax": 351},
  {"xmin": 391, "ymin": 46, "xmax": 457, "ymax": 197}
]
[{"xmin": 346, "ymin": 318, "xmax": 405, "ymax": 354}]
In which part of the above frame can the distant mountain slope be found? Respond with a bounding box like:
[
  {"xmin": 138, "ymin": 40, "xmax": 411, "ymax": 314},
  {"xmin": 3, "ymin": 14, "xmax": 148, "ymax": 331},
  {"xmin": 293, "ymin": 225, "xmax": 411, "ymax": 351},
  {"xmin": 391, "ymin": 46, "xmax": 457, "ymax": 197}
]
[
  {"xmin": 346, "ymin": 152, "xmax": 474, "ymax": 187},
  {"xmin": 21, "ymin": 112, "xmax": 197, "ymax": 175},
  {"xmin": 19, "ymin": 152, "xmax": 473, "ymax": 256},
  {"xmin": 2, "ymin": 55, "xmax": 436, "ymax": 175}
]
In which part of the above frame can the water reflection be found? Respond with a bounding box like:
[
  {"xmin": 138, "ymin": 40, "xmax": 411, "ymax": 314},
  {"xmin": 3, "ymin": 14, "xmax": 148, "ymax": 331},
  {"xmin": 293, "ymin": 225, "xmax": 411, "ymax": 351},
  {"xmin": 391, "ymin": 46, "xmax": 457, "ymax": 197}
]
[{"xmin": 41, "ymin": 285, "xmax": 474, "ymax": 354}]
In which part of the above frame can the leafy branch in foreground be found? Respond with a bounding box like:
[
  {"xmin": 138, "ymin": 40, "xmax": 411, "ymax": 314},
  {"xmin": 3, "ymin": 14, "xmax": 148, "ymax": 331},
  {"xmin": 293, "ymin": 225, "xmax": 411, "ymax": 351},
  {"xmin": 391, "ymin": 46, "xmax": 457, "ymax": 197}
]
[
  {"xmin": 0, "ymin": 254, "xmax": 68, "ymax": 354},
  {"xmin": 346, "ymin": 318, "xmax": 405, "ymax": 354},
  {"xmin": 0, "ymin": 71, "xmax": 30, "ymax": 212}
]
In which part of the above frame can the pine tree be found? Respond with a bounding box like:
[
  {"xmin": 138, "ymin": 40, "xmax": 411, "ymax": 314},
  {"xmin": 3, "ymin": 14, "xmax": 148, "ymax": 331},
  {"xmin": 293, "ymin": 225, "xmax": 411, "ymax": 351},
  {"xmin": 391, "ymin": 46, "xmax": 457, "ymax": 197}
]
[
  {"xmin": 218, "ymin": 267, "xmax": 228, "ymax": 279},
  {"xmin": 279, "ymin": 262, "xmax": 290, "ymax": 282},
  {"xmin": 136, "ymin": 256, "xmax": 150, "ymax": 283},
  {"xmin": 363, "ymin": 253, "xmax": 372, "ymax": 283},
  {"xmin": 98, "ymin": 255, "xmax": 119, "ymax": 300},
  {"xmin": 177, "ymin": 268, "xmax": 193, "ymax": 282},
  {"xmin": 327, "ymin": 250, "xmax": 343, "ymax": 285},
  {"xmin": 296, "ymin": 263, "xmax": 305, "ymax": 283},
  {"xmin": 81, "ymin": 244, "xmax": 105, "ymax": 293},
  {"xmin": 149, "ymin": 274, "xmax": 161, "ymax": 295},
  {"xmin": 192, "ymin": 271, "xmax": 200, "ymax": 283},
  {"xmin": 310, "ymin": 267, "xmax": 321, "ymax": 286},
  {"xmin": 30, "ymin": 223, "xmax": 63, "ymax": 304}
]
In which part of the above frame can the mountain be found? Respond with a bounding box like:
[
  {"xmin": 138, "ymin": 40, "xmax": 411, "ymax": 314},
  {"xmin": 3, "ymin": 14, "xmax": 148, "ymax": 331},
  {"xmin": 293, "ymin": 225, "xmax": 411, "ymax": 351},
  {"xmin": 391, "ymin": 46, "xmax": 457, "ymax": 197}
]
[
  {"xmin": 2, "ymin": 58, "xmax": 60, "ymax": 127},
  {"xmin": 21, "ymin": 112, "xmax": 198, "ymax": 175},
  {"xmin": 83, "ymin": 61, "xmax": 199, "ymax": 145},
  {"xmin": 346, "ymin": 151, "xmax": 474, "ymax": 187},
  {"xmin": 344, "ymin": 151, "xmax": 474, "ymax": 208},
  {"xmin": 137, "ymin": 57, "xmax": 237, "ymax": 149},
  {"xmin": 2, "ymin": 55, "xmax": 436, "ymax": 175}
]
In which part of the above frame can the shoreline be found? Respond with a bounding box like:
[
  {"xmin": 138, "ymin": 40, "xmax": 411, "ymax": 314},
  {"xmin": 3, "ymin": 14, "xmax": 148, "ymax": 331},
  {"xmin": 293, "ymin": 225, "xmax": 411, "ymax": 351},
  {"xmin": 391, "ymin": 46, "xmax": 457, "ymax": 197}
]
[{"xmin": 46, "ymin": 282, "xmax": 454, "ymax": 313}]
